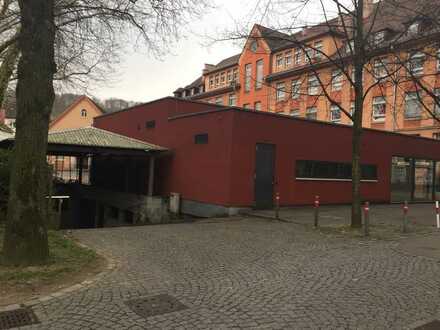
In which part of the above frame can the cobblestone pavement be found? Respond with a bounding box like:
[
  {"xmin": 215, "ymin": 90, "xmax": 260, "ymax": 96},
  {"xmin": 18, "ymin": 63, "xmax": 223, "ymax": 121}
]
[{"xmin": 22, "ymin": 217, "xmax": 440, "ymax": 329}]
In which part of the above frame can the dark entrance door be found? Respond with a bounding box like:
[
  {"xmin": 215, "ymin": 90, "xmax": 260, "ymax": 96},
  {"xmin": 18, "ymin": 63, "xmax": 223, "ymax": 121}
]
[
  {"xmin": 254, "ymin": 143, "xmax": 276, "ymax": 209},
  {"xmin": 78, "ymin": 199, "xmax": 96, "ymax": 229}
]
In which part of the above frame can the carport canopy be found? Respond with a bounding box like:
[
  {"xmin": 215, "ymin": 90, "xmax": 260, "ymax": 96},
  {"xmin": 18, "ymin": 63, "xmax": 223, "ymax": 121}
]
[{"xmin": 0, "ymin": 126, "xmax": 169, "ymax": 196}]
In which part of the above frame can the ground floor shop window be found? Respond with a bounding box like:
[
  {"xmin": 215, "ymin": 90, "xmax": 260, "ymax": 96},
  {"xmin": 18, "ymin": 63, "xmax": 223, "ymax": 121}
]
[{"xmin": 391, "ymin": 156, "xmax": 436, "ymax": 202}]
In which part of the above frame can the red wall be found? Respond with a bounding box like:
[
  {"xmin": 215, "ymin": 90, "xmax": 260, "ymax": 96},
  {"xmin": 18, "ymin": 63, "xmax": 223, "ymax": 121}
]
[
  {"xmin": 229, "ymin": 111, "xmax": 440, "ymax": 206},
  {"xmin": 95, "ymin": 98, "xmax": 440, "ymax": 208},
  {"xmin": 94, "ymin": 97, "xmax": 236, "ymax": 206}
]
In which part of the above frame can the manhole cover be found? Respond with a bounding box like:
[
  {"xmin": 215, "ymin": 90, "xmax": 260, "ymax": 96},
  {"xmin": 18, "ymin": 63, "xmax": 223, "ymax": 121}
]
[
  {"xmin": 0, "ymin": 308, "xmax": 39, "ymax": 329},
  {"xmin": 415, "ymin": 320, "xmax": 440, "ymax": 330},
  {"xmin": 125, "ymin": 294, "xmax": 187, "ymax": 318}
]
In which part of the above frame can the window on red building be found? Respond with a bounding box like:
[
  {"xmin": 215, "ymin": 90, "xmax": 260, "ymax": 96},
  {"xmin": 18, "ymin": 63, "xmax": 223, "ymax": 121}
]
[
  {"xmin": 276, "ymin": 82, "xmax": 286, "ymax": 101},
  {"xmin": 256, "ymin": 60, "xmax": 264, "ymax": 89},
  {"xmin": 372, "ymin": 96, "xmax": 386, "ymax": 122},
  {"xmin": 245, "ymin": 64, "xmax": 252, "ymax": 92}
]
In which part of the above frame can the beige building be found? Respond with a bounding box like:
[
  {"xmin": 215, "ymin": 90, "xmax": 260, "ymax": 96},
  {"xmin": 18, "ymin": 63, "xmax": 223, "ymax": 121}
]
[
  {"xmin": 49, "ymin": 95, "xmax": 105, "ymax": 182},
  {"xmin": 49, "ymin": 95, "xmax": 104, "ymax": 132}
]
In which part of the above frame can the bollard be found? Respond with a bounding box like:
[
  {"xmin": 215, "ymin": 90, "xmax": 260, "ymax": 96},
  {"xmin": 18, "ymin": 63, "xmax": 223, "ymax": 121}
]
[
  {"xmin": 314, "ymin": 195, "xmax": 320, "ymax": 228},
  {"xmin": 403, "ymin": 201, "xmax": 409, "ymax": 233},
  {"xmin": 363, "ymin": 201, "xmax": 370, "ymax": 237},
  {"xmin": 275, "ymin": 192, "xmax": 280, "ymax": 219},
  {"xmin": 436, "ymin": 201, "xmax": 440, "ymax": 229}
]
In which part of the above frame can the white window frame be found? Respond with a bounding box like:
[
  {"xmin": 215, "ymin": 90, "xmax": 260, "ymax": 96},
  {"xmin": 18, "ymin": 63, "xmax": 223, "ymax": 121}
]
[
  {"xmin": 308, "ymin": 75, "xmax": 319, "ymax": 95},
  {"xmin": 233, "ymin": 68, "xmax": 238, "ymax": 82},
  {"xmin": 254, "ymin": 101, "xmax": 262, "ymax": 111},
  {"xmin": 314, "ymin": 41, "xmax": 323, "ymax": 60},
  {"xmin": 244, "ymin": 64, "xmax": 251, "ymax": 92},
  {"xmin": 330, "ymin": 105, "xmax": 341, "ymax": 123},
  {"xmin": 276, "ymin": 82, "xmax": 286, "ymax": 101},
  {"xmin": 372, "ymin": 96, "xmax": 386, "ymax": 122},
  {"xmin": 373, "ymin": 31, "xmax": 385, "ymax": 46},
  {"xmin": 291, "ymin": 80, "xmax": 301, "ymax": 99},
  {"xmin": 227, "ymin": 70, "xmax": 232, "ymax": 82},
  {"xmin": 408, "ymin": 51, "xmax": 425, "ymax": 76},
  {"xmin": 305, "ymin": 47, "xmax": 314, "ymax": 63},
  {"xmin": 285, "ymin": 51, "xmax": 292, "ymax": 67},
  {"xmin": 408, "ymin": 22, "xmax": 419, "ymax": 35},
  {"xmin": 332, "ymin": 69, "xmax": 343, "ymax": 91},
  {"xmin": 256, "ymin": 60, "xmax": 264, "ymax": 89},
  {"xmin": 305, "ymin": 107, "xmax": 317, "ymax": 120},
  {"xmin": 373, "ymin": 58, "xmax": 388, "ymax": 80},
  {"xmin": 434, "ymin": 88, "xmax": 440, "ymax": 115},
  {"xmin": 228, "ymin": 93, "xmax": 237, "ymax": 106},
  {"xmin": 294, "ymin": 48, "xmax": 302, "ymax": 65},
  {"xmin": 405, "ymin": 92, "xmax": 422, "ymax": 119},
  {"xmin": 276, "ymin": 54, "xmax": 284, "ymax": 68},
  {"xmin": 349, "ymin": 102, "xmax": 355, "ymax": 125},
  {"xmin": 290, "ymin": 109, "xmax": 300, "ymax": 117},
  {"xmin": 345, "ymin": 40, "xmax": 354, "ymax": 54},
  {"xmin": 215, "ymin": 97, "xmax": 223, "ymax": 105},
  {"xmin": 437, "ymin": 48, "xmax": 440, "ymax": 72}
]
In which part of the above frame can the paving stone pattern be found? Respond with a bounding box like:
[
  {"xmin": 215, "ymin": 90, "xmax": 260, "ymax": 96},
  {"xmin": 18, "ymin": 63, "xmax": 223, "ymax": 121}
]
[{"xmin": 20, "ymin": 218, "xmax": 440, "ymax": 329}]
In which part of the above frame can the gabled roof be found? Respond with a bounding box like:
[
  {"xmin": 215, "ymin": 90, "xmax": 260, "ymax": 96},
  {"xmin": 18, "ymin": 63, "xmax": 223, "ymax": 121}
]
[
  {"xmin": 48, "ymin": 127, "xmax": 167, "ymax": 152},
  {"xmin": 365, "ymin": 0, "xmax": 440, "ymax": 38},
  {"xmin": 255, "ymin": 24, "xmax": 294, "ymax": 51},
  {"xmin": 49, "ymin": 95, "xmax": 105, "ymax": 128},
  {"xmin": 207, "ymin": 54, "xmax": 241, "ymax": 73}
]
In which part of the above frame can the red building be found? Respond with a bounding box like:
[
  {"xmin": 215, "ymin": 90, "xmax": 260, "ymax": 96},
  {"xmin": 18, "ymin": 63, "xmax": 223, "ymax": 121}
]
[{"xmin": 94, "ymin": 97, "xmax": 440, "ymax": 217}]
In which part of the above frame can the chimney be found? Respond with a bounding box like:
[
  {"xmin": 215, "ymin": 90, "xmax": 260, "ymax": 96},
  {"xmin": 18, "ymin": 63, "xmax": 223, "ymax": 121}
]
[
  {"xmin": 202, "ymin": 63, "xmax": 215, "ymax": 76},
  {"xmin": 363, "ymin": 0, "xmax": 377, "ymax": 19}
]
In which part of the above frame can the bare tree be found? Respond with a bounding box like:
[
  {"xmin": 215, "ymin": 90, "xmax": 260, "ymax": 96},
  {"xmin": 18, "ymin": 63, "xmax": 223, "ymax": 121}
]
[
  {"xmin": 222, "ymin": 0, "xmax": 440, "ymax": 227},
  {"xmin": 1, "ymin": 0, "xmax": 209, "ymax": 265}
]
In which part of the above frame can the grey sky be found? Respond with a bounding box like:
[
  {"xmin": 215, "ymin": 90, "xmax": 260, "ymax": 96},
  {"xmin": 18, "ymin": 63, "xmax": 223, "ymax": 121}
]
[
  {"xmin": 93, "ymin": 0, "xmax": 247, "ymax": 103},
  {"xmin": 92, "ymin": 0, "xmax": 344, "ymax": 103}
]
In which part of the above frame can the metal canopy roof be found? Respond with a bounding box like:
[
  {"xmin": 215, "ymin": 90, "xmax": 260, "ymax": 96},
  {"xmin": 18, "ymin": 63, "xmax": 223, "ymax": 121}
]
[
  {"xmin": 0, "ymin": 126, "xmax": 168, "ymax": 156},
  {"xmin": 48, "ymin": 127, "xmax": 166, "ymax": 151}
]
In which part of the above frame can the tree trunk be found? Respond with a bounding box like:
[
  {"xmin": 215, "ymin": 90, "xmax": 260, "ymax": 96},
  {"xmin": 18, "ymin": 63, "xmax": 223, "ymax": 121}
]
[
  {"xmin": 2, "ymin": 0, "xmax": 56, "ymax": 265},
  {"xmin": 351, "ymin": 0, "xmax": 365, "ymax": 228}
]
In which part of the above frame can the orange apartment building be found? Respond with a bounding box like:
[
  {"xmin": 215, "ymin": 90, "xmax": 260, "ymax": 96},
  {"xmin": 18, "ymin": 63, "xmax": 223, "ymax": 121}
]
[{"xmin": 174, "ymin": 0, "xmax": 440, "ymax": 139}]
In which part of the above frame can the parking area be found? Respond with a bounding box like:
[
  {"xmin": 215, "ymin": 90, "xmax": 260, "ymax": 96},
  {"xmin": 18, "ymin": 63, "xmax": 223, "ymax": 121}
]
[{"xmin": 18, "ymin": 214, "xmax": 440, "ymax": 329}]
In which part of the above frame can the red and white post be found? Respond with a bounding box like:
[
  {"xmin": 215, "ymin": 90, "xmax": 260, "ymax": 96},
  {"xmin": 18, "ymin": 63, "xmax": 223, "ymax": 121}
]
[
  {"xmin": 275, "ymin": 192, "xmax": 280, "ymax": 219},
  {"xmin": 363, "ymin": 201, "xmax": 370, "ymax": 237},
  {"xmin": 314, "ymin": 195, "xmax": 320, "ymax": 228},
  {"xmin": 435, "ymin": 201, "xmax": 440, "ymax": 229},
  {"xmin": 403, "ymin": 201, "xmax": 409, "ymax": 233}
]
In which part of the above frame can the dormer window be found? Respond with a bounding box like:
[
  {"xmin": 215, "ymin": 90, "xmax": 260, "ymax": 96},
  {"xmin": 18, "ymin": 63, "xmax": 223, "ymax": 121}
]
[
  {"xmin": 373, "ymin": 30, "xmax": 386, "ymax": 46},
  {"xmin": 345, "ymin": 40, "xmax": 354, "ymax": 53},
  {"xmin": 408, "ymin": 22, "xmax": 419, "ymax": 35},
  {"xmin": 81, "ymin": 109, "xmax": 87, "ymax": 117}
]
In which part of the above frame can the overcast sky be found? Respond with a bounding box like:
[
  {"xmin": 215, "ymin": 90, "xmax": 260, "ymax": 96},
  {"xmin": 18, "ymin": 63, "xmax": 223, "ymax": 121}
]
[
  {"xmin": 91, "ymin": 0, "xmax": 248, "ymax": 103},
  {"xmin": 90, "ymin": 0, "xmax": 343, "ymax": 103}
]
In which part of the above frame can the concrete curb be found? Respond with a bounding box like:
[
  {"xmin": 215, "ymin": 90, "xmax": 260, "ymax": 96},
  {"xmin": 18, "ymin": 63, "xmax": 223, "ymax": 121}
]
[{"xmin": 0, "ymin": 240, "xmax": 118, "ymax": 313}]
